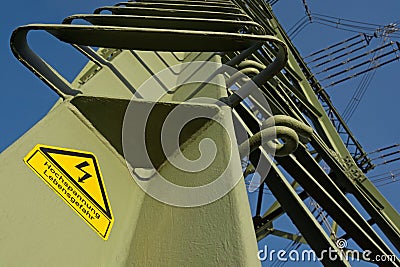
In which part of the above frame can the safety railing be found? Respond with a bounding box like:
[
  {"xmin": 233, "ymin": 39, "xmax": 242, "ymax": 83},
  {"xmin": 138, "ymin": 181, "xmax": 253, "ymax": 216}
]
[{"xmin": 11, "ymin": 0, "xmax": 286, "ymax": 101}]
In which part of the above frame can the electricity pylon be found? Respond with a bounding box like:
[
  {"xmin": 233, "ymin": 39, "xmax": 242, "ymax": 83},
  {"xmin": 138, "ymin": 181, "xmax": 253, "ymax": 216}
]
[{"xmin": 0, "ymin": 1, "xmax": 399, "ymax": 266}]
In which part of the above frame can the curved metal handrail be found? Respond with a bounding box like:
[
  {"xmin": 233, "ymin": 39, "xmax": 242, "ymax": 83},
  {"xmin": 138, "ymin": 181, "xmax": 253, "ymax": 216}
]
[
  {"xmin": 11, "ymin": 22, "xmax": 286, "ymax": 98},
  {"xmin": 221, "ymin": 43, "xmax": 288, "ymax": 107},
  {"xmin": 128, "ymin": 0, "xmax": 237, "ymax": 7},
  {"xmin": 134, "ymin": 0, "xmax": 236, "ymax": 5},
  {"xmin": 10, "ymin": 26, "xmax": 82, "ymax": 99},
  {"xmin": 63, "ymin": 14, "xmax": 265, "ymax": 34},
  {"xmin": 115, "ymin": 2, "xmax": 244, "ymax": 14},
  {"xmin": 93, "ymin": 6, "xmax": 251, "ymax": 20}
]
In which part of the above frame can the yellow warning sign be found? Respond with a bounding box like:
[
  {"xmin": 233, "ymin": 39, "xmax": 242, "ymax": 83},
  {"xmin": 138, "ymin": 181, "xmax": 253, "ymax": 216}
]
[{"xmin": 24, "ymin": 144, "xmax": 113, "ymax": 240}]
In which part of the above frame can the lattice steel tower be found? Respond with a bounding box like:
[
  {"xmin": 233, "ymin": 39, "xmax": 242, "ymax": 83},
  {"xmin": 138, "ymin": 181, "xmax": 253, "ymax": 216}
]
[{"xmin": 0, "ymin": 0, "xmax": 399, "ymax": 266}]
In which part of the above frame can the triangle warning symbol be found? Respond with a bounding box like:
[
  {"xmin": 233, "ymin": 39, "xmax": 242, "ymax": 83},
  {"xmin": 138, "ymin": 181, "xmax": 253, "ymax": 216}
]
[{"xmin": 40, "ymin": 146, "xmax": 112, "ymax": 218}]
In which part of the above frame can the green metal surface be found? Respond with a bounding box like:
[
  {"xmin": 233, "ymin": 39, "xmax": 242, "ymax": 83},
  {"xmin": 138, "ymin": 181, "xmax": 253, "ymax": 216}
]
[
  {"xmin": 2, "ymin": 1, "xmax": 266, "ymax": 264},
  {"xmin": 2, "ymin": 0, "xmax": 400, "ymax": 266},
  {"xmin": 264, "ymin": 165, "xmax": 351, "ymax": 267},
  {"xmin": 0, "ymin": 98, "xmax": 260, "ymax": 266}
]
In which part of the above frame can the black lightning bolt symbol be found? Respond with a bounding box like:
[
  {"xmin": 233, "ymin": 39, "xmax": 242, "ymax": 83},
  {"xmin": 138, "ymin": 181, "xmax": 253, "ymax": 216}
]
[{"xmin": 75, "ymin": 161, "xmax": 92, "ymax": 183}]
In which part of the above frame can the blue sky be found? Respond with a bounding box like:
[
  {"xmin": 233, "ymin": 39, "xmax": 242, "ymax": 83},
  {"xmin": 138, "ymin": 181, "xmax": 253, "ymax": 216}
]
[{"xmin": 1, "ymin": 0, "xmax": 399, "ymax": 266}]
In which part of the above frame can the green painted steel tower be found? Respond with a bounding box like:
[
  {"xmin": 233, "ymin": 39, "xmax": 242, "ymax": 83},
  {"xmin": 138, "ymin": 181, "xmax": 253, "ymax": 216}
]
[{"xmin": 0, "ymin": 0, "xmax": 399, "ymax": 266}]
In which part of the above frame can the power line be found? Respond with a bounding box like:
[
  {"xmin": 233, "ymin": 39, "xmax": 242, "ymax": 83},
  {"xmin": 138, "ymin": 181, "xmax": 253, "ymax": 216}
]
[
  {"xmin": 288, "ymin": 12, "xmax": 400, "ymax": 40},
  {"xmin": 369, "ymin": 170, "xmax": 400, "ymax": 187},
  {"xmin": 368, "ymin": 144, "xmax": 400, "ymax": 155},
  {"xmin": 362, "ymin": 144, "xmax": 400, "ymax": 166},
  {"xmin": 302, "ymin": 0, "xmax": 312, "ymax": 21},
  {"xmin": 288, "ymin": 16, "xmax": 311, "ymax": 39},
  {"xmin": 315, "ymin": 42, "xmax": 393, "ymax": 75},
  {"xmin": 305, "ymin": 34, "xmax": 361, "ymax": 59},
  {"xmin": 371, "ymin": 150, "xmax": 400, "ymax": 161},
  {"xmin": 375, "ymin": 156, "xmax": 400, "ymax": 167},
  {"xmin": 341, "ymin": 54, "xmax": 378, "ymax": 123},
  {"xmin": 321, "ymin": 48, "xmax": 399, "ymax": 84},
  {"xmin": 308, "ymin": 38, "xmax": 366, "ymax": 65}
]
